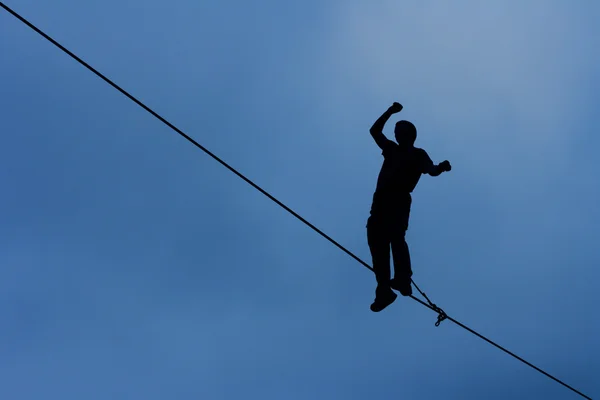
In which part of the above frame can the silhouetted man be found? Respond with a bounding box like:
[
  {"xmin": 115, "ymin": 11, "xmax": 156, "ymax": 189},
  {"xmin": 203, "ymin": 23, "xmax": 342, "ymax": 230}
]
[{"xmin": 367, "ymin": 102, "xmax": 451, "ymax": 312}]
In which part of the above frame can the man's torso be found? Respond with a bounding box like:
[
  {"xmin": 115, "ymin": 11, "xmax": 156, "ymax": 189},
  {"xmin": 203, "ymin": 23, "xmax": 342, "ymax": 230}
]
[{"xmin": 370, "ymin": 141, "xmax": 431, "ymax": 218}]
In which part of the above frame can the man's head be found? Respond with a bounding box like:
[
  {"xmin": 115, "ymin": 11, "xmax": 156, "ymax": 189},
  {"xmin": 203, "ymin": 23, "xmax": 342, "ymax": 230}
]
[{"xmin": 395, "ymin": 120, "xmax": 417, "ymax": 146}]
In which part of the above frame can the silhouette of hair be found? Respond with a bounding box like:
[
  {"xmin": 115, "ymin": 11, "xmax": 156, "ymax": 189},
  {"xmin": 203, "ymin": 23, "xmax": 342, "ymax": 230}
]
[{"xmin": 395, "ymin": 120, "xmax": 417, "ymax": 144}]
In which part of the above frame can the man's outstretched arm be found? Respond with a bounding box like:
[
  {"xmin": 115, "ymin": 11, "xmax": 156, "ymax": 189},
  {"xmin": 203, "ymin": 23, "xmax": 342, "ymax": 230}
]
[
  {"xmin": 424, "ymin": 160, "xmax": 452, "ymax": 176},
  {"xmin": 370, "ymin": 102, "xmax": 403, "ymax": 149},
  {"xmin": 420, "ymin": 150, "xmax": 451, "ymax": 176}
]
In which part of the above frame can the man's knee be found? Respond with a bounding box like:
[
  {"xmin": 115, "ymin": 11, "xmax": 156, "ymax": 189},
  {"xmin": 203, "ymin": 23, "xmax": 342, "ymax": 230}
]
[
  {"xmin": 367, "ymin": 218, "xmax": 387, "ymax": 242},
  {"xmin": 391, "ymin": 228, "xmax": 409, "ymax": 253}
]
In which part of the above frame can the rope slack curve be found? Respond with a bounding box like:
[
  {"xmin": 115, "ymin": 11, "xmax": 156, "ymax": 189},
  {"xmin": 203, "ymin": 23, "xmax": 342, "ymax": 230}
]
[{"xmin": 0, "ymin": 3, "xmax": 591, "ymax": 399}]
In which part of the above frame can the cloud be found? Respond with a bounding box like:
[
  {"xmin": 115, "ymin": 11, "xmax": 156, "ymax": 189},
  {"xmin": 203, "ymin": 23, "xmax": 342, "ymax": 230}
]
[{"xmin": 315, "ymin": 1, "xmax": 598, "ymax": 183}]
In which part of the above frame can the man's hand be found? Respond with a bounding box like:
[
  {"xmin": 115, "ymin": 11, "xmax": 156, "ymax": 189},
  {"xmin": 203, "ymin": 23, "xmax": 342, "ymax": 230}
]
[
  {"xmin": 440, "ymin": 160, "xmax": 452, "ymax": 172},
  {"xmin": 388, "ymin": 102, "xmax": 403, "ymax": 113}
]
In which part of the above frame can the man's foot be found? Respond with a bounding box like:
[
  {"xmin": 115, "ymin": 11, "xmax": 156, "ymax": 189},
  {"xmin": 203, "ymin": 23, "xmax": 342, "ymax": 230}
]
[
  {"xmin": 370, "ymin": 289, "xmax": 397, "ymax": 312},
  {"xmin": 390, "ymin": 278, "xmax": 412, "ymax": 296}
]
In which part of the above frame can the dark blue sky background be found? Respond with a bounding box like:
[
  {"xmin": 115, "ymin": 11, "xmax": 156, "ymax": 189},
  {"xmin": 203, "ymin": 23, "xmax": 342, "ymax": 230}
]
[{"xmin": 1, "ymin": 1, "xmax": 598, "ymax": 399}]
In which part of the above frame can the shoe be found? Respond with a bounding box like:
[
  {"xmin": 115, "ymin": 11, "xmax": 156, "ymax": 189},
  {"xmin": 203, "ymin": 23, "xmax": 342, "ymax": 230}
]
[
  {"xmin": 370, "ymin": 289, "xmax": 397, "ymax": 312},
  {"xmin": 390, "ymin": 278, "xmax": 412, "ymax": 296}
]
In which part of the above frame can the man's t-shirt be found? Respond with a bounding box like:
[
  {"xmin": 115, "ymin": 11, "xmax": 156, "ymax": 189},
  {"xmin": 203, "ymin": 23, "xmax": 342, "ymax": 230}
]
[{"xmin": 370, "ymin": 139, "xmax": 434, "ymax": 218}]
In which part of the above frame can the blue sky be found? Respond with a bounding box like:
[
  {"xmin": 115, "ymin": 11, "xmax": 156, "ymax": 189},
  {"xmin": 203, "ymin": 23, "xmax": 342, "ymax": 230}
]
[{"xmin": 1, "ymin": 1, "xmax": 598, "ymax": 399}]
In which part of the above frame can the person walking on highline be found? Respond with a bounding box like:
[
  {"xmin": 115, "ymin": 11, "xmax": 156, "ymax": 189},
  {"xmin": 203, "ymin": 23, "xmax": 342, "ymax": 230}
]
[{"xmin": 367, "ymin": 102, "xmax": 451, "ymax": 312}]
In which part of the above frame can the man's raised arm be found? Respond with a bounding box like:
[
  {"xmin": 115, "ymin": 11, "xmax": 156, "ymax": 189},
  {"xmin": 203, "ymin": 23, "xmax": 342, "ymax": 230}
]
[{"xmin": 370, "ymin": 102, "xmax": 403, "ymax": 149}]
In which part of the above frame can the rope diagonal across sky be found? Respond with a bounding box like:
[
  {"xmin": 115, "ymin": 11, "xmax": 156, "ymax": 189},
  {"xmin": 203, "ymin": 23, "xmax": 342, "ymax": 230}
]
[{"xmin": 0, "ymin": 3, "xmax": 592, "ymax": 399}]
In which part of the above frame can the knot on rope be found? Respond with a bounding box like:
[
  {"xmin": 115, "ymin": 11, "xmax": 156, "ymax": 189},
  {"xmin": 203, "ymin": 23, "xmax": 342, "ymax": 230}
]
[
  {"xmin": 411, "ymin": 279, "xmax": 447, "ymax": 327},
  {"xmin": 432, "ymin": 304, "xmax": 448, "ymax": 327}
]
